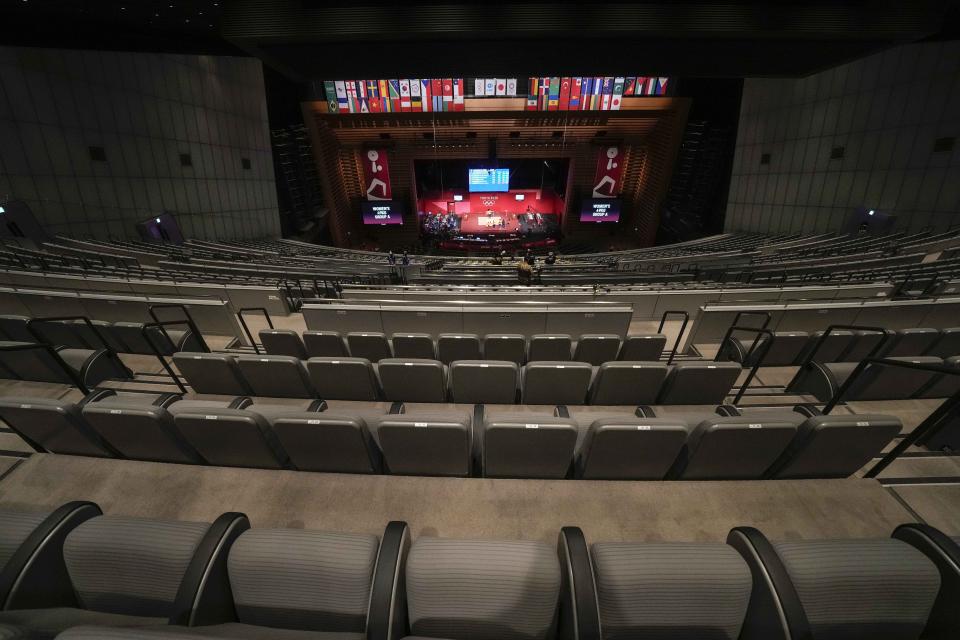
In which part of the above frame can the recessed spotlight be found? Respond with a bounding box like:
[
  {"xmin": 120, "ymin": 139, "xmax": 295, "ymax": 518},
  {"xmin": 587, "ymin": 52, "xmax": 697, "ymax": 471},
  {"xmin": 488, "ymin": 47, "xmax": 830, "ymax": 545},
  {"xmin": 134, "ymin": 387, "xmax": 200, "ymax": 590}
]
[
  {"xmin": 868, "ymin": 209, "xmax": 875, "ymax": 216},
  {"xmin": 185, "ymin": 18, "xmax": 190, "ymax": 22}
]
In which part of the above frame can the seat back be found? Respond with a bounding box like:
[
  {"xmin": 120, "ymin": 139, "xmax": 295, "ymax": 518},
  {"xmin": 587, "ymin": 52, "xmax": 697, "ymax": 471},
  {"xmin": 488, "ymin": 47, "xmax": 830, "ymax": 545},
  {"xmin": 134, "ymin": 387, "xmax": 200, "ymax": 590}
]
[
  {"xmin": 618, "ymin": 334, "xmax": 667, "ymax": 361},
  {"xmin": 270, "ymin": 413, "xmax": 380, "ymax": 473},
  {"xmin": 449, "ymin": 360, "xmax": 519, "ymax": 404},
  {"xmin": 392, "ymin": 333, "xmax": 436, "ymax": 359},
  {"xmin": 919, "ymin": 355, "xmax": 960, "ymax": 398},
  {"xmin": 258, "ymin": 329, "xmax": 307, "ymax": 359},
  {"xmin": 172, "ymin": 408, "xmax": 289, "ymax": 469},
  {"xmin": 0, "ymin": 341, "xmax": 76, "ymax": 384},
  {"xmin": 437, "ymin": 333, "xmax": 482, "ymax": 364},
  {"xmin": 528, "ymin": 334, "xmax": 572, "ymax": 361},
  {"xmin": 657, "ymin": 362, "xmax": 742, "ymax": 405},
  {"xmin": 483, "ymin": 334, "xmax": 526, "ymax": 364},
  {"xmin": 769, "ymin": 414, "xmax": 902, "ymax": 479},
  {"xmin": 845, "ymin": 356, "xmax": 941, "ymax": 400},
  {"xmin": 63, "ymin": 515, "xmax": 210, "ymax": 617},
  {"xmin": 228, "ymin": 528, "xmax": 379, "ymax": 633},
  {"xmin": 347, "ymin": 332, "xmax": 392, "ymax": 362},
  {"xmin": 0, "ymin": 315, "xmax": 33, "ymax": 342},
  {"xmin": 674, "ymin": 417, "xmax": 798, "ymax": 479},
  {"xmin": 71, "ymin": 320, "xmax": 128, "ymax": 353},
  {"xmin": 799, "ymin": 329, "xmax": 856, "ymax": 363},
  {"xmin": 573, "ymin": 334, "xmax": 622, "ymax": 366},
  {"xmin": 111, "ymin": 322, "xmax": 177, "ymax": 355},
  {"xmin": 305, "ymin": 357, "xmax": 380, "ymax": 401},
  {"xmin": 592, "ymin": 541, "xmax": 752, "ymax": 640},
  {"xmin": 577, "ymin": 418, "xmax": 688, "ymax": 479},
  {"xmin": 748, "ymin": 331, "xmax": 810, "ymax": 366},
  {"xmin": 29, "ymin": 320, "xmax": 89, "ymax": 349},
  {"xmin": 302, "ymin": 331, "xmax": 348, "ymax": 357},
  {"xmin": 926, "ymin": 327, "xmax": 960, "ymax": 358},
  {"xmin": 841, "ymin": 330, "xmax": 892, "ymax": 362},
  {"xmin": 883, "ymin": 328, "xmax": 940, "ymax": 358},
  {"xmin": 375, "ymin": 413, "xmax": 472, "ymax": 476},
  {"xmin": 378, "ymin": 358, "xmax": 447, "ymax": 402},
  {"xmin": 81, "ymin": 399, "xmax": 201, "ymax": 464},
  {"xmin": 589, "ymin": 362, "xmax": 668, "ymax": 405},
  {"xmin": 0, "ymin": 397, "xmax": 114, "ymax": 457},
  {"xmin": 482, "ymin": 415, "xmax": 578, "ymax": 478},
  {"xmin": 0, "ymin": 508, "xmax": 51, "ymax": 569},
  {"xmin": 773, "ymin": 539, "xmax": 941, "ymax": 640},
  {"xmin": 522, "ymin": 361, "xmax": 592, "ymax": 405},
  {"xmin": 405, "ymin": 537, "xmax": 561, "ymax": 640},
  {"xmin": 237, "ymin": 355, "xmax": 315, "ymax": 398},
  {"xmin": 172, "ymin": 353, "xmax": 250, "ymax": 395}
]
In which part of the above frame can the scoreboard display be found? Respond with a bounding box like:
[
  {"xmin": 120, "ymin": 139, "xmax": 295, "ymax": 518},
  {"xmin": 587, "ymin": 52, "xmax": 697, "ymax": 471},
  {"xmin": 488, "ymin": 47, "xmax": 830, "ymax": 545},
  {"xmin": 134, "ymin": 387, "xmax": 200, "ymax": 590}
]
[{"xmin": 468, "ymin": 168, "xmax": 510, "ymax": 192}]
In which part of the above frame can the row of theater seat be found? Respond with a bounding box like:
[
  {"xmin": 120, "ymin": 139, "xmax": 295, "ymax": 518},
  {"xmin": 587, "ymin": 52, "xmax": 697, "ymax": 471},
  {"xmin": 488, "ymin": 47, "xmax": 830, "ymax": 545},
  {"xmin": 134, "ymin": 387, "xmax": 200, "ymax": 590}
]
[
  {"xmin": 0, "ymin": 501, "xmax": 957, "ymax": 640},
  {"xmin": 172, "ymin": 352, "xmax": 745, "ymax": 405},
  {"xmin": 790, "ymin": 355, "xmax": 960, "ymax": 401},
  {"xmin": 721, "ymin": 326, "xmax": 960, "ymax": 367},
  {"xmin": 259, "ymin": 328, "xmax": 668, "ymax": 365},
  {"xmin": 0, "ymin": 341, "xmax": 129, "ymax": 388},
  {"xmin": 0, "ymin": 391, "xmax": 903, "ymax": 479},
  {"xmin": 0, "ymin": 315, "xmax": 202, "ymax": 356}
]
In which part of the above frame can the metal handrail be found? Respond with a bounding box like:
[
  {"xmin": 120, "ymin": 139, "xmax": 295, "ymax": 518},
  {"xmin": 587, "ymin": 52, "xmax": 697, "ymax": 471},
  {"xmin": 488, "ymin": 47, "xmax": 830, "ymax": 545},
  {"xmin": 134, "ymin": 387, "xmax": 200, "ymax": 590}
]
[
  {"xmin": 720, "ymin": 326, "xmax": 775, "ymax": 405},
  {"xmin": 237, "ymin": 307, "xmax": 275, "ymax": 354},
  {"xmin": 0, "ymin": 342, "xmax": 89, "ymax": 393},
  {"xmin": 140, "ymin": 320, "xmax": 188, "ymax": 394},
  {"xmin": 657, "ymin": 310, "xmax": 690, "ymax": 365},
  {"xmin": 148, "ymin": 303, "xmax": 210, "ymax": 352},
  {"xmin": 797, "ymin": 324, "xmax": 891, "ymax": 369}
]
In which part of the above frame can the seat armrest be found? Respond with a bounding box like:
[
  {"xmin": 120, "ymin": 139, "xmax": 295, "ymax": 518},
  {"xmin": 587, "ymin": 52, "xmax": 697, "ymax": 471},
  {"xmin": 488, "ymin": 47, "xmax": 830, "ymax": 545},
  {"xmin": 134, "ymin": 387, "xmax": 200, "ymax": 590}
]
[
  {"xmin": 557, "ymin": 527, "xmax": 601, "ymax": 640},
  {"xmin": 367, "ymin": 521, "xmax": 410, "ymax": 640}
]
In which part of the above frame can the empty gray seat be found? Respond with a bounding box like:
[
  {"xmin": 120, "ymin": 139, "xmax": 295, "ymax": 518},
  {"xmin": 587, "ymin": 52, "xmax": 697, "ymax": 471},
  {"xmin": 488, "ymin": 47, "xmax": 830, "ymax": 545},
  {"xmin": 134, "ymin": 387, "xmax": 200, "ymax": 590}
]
[
  {"xmin": 258, "ymin": 329, "xmax": 307, "ymax": 359},
  {"xmin": 0, "ymin": 396, "xmax": 117, "ymax": 457},
  {"xmin": 268, "ymin": 412, "xmax": 382, "ymax": 473},
  {"xmin": 448, "ymin": 360, "xmax": 519, "ymax": 404},
  {"xmin": 110, "ymin": 322, "xmax": 194, "ymax": 355},
  {"xmin": 172, "ymin": 352, "xmax": 250, "ymax": 395},
  {"xmin": 237, "ymin": 355, "xmax": 316, "ymax": 398},
  {"xmin": 81, "ymin": 394, "xmax": 202, "ymax": 464},
  {"xmin": 919, "ymin": 355, "xmax": 960, "ymax": 398},
  {"xmin": 591, "ymin": 540, "xmax": 753, "ymax": 640},
  {"xmin": 305, "ymin": 357, "xmax": 381, "ymax": 401},
  {"xmin": 837, "ymin": 356, "xmax": 941, "ymax": 401},
  {"xmin": 796, "ymin": 329, "xmax": 856, "ymax": 363},
  {"xmin": 657, "ymin": 362, "xmax": 742, "ymax": 405},
  {"xmin": 767, "ymin": 414, "xmax": 902, "ymax": 479},
  {"xmin": 589, "ymin": 362, "xmax": 669, "ymax": 405},
  {"xmin": 374, "ymin": 412, "xmax": 472, "ymax": 476},
  {"xmin": 302, "ymin": 331, "xmax": 348, "ymax": 357},
  {"xmin": 482, "ymin": 414, "xmax": 579, "ymax": 478},
  {"xmin": 522, "ymin": 361, "xmax": 593, "ymax": 405},
  {"xmin": 29, "ymin": 320, "xmax": 88, "ymax": 349},
  {"xmin": 926, "ymin": 327, "xmax": 960, "ymax": 358},
  {"xmin": 841, "ymin": 329, "xmax": 893, "ymax": 362},
  {"xmin": 392, "ymin": 333, "xmax": 436, "ymax": 359},
  {"xmin": 573, "ymin": 334, "xmax": 622, "ymax": 366},
  {"xmin": 0, "ymin": 342, "xmax": 126, "ymax": 388},
  {"xmin": 618, "ymin": 334, "xmax": 667, "ymax": 361},
  {"xmin": 172, "ymin": 404, "xmax": 290, "ymax": 469},
  {"xmin": 0, "ymin": 315, "xmax": 33, "ymax": 342},
  {"xmin": 70, "ymin": 320, "xmax": 128, "ymax": 353},
  {"xmin": 377, "ymin": 358, "xmax": 447, "ymax": 402},
  {"xmin": 346, "ymin": 332, "xmax": 392, "ymax": 362},
  {"xmin": 404, "ymin": 536, "xmax": 561, "ymax": 640},
  {"xmin": 722, "ymin": 331, "xmax": 810, "ymax": 366},
  {"xmin": 483, "ymin": 334, "xmax": 526, "ymax": 364},
  {"xmin": 437, "ymin": 333, "xmax": 481, "ymax": 364},
  {"xmin": 576, "ymin": 417, "xmax": 688, "ymax": 479},
  {"xmin": 528, "ymin": 334, "xmax": 572, "ymax": 361},
  {"xmin": 670, "ymin": 416, "xmax": 798, "ymax": 479},
  {"xmin": 881, "ymin": 328, "xmax": 941, "ymax": 357}
]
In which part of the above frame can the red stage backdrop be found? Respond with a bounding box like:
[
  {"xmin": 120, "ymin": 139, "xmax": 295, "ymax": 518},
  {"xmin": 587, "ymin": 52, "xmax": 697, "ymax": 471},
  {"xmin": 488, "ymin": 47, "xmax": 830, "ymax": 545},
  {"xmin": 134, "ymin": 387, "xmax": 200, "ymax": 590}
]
[
  {"xmin": 592, "ymin": 144, "xmax": 624, "ymax": 197},
  {"xmin": 362, "ymin": 148, "xmax": 392, "ymax": 200},
  {"xmin": 418, "ymin": 189, "xmax": 563, "ymax": 216}
]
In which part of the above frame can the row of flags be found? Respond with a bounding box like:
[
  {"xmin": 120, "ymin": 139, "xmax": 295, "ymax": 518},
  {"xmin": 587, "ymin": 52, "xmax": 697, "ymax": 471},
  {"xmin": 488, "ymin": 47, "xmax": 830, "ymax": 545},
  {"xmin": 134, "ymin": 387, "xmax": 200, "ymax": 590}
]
[{"xmin": 323, "ymin": 76, "xmax": 670, "ymax": 114}]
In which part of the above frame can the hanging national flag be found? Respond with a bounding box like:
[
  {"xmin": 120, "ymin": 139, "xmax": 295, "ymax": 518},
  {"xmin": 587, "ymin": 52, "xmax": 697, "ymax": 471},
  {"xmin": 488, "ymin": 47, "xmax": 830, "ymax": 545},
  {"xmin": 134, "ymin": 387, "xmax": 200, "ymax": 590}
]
[
  {"xmin": 324, "ymin": 81, "xmax": 338, "ymax": 112},
  {"xmin": 611, "ymin": 77, "xmax": 625, "ymax": 110},
  {"xmin": 623, "ymin": 77, "xmax": 636, "ymax": 96},
  {"xmin": 359, "ymin": 98, "xmax": 370, "ymax": 113},
  {"xmin": 646, "ymin": 77, "xmax": 657, "ymax": 95},
  {"xmin": 539, "ymin": 77, "xmax": 550, "ymax": 110},
  {"xmin": 526, "ymin": 77, "xmax": 539, "ymax": 111},
  {"xmin": 591, "ymin": 77, "xmax": 603, "ymax": 109},
  {"xmin": 442, "ymin": 78, "xmax": 454, "ymax": 111},
  {"xmin": 506, "ymin": 78, "xmax": 517, "ymax": 95},
  {"xmin": 493, "ymin": 78, "xmax": 505, "ymax": 96},
  {"xmin": 569, "ymin": 77, "xmax": 582, "ymax": 110},
  {"xmin": 656, "ymin": 77, "xmax": 669, "ymax": 95},
  {"xmin": 600, "ymin": 77, "xmax": 614, "ymax": 110},
  {"xmin": 410, "ymin": 79, "xmax": 422, "ymax": 111},
  {"xmin": 399, "ymin": 79, "xmax": 411, "ymax": 111},
  {"xmin": 431, "ymin": 79, "xmax": 443, "ymax": 111},
  {"xmin": 421, "ymin": 79, "xmax": 432, "ymax": 112},
  {"xmin": 579, "ymin": 77, "xmax": 591, "ymax": 110},
  {"xmin": 548, "ymin": 77, "xmax": 560, "ymax": 110},
  {"xmin": 385, "ymin": 80, "xmax": 398, "ymax": 112},
  {"xmin": 474, "ymin": 78, "xmax": 485, "ymax": 96},
  {"xmin": 558, "ymin": 77, "xmax": 572, "ymax": 110},
  {"xmin": 357, "ymin": 80, "xmax": 367, "ymax": 100},
  {"xmin": 345, "ymin": 81, "xmax": 356, "ymax": 112},
  {"xmin": 484, "ymin": 78, "xmax": 496, "ymax": 96}
]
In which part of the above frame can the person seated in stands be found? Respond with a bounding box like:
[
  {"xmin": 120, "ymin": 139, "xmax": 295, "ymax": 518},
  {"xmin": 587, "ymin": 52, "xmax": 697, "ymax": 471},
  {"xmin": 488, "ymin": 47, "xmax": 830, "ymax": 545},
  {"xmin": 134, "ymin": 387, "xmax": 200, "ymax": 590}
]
[
  {"xmin": 492, "ymin": 253, "xmax": 502, "ymax": 265},
  {"xmin": 545, "ymin": 251, "xmax": 556, "ymax": 266},
  {"xmin": 388, "ymin": 251, "xmax": 397, "ymax": 266},
  {"xmin": 517, "ymin": 256, "xmax": 532, "ymax": 285},
  {"xmin": 402, "ymin": 251, "xmax": 410, "ymax": 266}
]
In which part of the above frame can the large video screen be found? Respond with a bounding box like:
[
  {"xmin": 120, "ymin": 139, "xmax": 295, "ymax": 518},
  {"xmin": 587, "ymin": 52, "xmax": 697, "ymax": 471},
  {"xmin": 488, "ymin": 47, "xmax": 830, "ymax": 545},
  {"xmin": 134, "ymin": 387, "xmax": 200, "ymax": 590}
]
[
  {"xmin": 468, "ymin": 168, "xmax": 510, "ymax": 192},
  {"xmin": 361, "ymin": 201, "xmax": 404, "ymax": 225},
  {"xmin": 579, "ymin": 198, "xmax": 621, "ymax": 223}
]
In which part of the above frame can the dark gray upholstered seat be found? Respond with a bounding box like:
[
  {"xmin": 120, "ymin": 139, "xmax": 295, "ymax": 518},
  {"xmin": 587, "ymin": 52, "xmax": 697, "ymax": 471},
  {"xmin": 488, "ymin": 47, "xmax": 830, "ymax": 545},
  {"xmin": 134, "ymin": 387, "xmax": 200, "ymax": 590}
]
[
  {"xmin": 881, "ymin": 328, "xmax": 941, "ymax": 358},
  {"xmin": 483, "ymin": 334, "xmax": 526, "ymax": 365},
  {"xmin": 172, "ymin": 353, "xmax": 250, "ymax": 395},
  {"xmin": 0, "ymin": 342, "xmax": 125, "ymax": 388},
  {"xmin": 591, "ymin": 541, "xmax": 752, "ymax": 640},
  {"xmin": 841, "ymin": 330, "xmax": 892, "ymax": 362},
  {"xmin": 404, "ymin": 537, "xmax": 560, "ymax": 640},
  {"xmin": 81, "ymin": 395, "xmax": 202, "ymax": 464},
  {"xmin": 268, "ymin": 412, "xmax": 382, "ymax": 473},
  {"xmin": 70, "ymin": 321, "xmax": 129, "ymax": 354},
  {"xmin": 448, "ymin": 360, "xmax": 519, "ymax": 404},
  {"xmin": 656, "ymin": 362, "xmax": 742, "ymax": 405},
  {"xmin": 481, "ymin": 414, "xmax": 579, "ymax": 478},
  {"xmin": 723, "ymin": 331, "xmax": 810, "ymax": 366},
  {"xmin": 528, "ymin": 334, "xmax": 572, "ymax": 362},
  {"xmin": 522, "ymin": 361, "xmax": 592, "ymax": 405},
  {"xmin": 772, "ymin": 538, "xmax": 941, "ymax": 640},
  {"xmin": 767, "ymin": 414, "xmax": 902, "ymax": 479},
  {"xmin": 374, "ymin": 413, "xmax": 472, "ymax": 476},
  {"xmin": 236, "ymin": 355, "xmax": 316, "ymax": 398},
  {"xmin": 305, "ymin": 357, "xmax": 381, "ymax": 401},
  {"xmin": 392, "ymin": 334, "xmax": 436, "ymax": 360},
  {"xmin": 618, "ymin": 334, "xmax": 666, "ymax": 361},
  {"xmin": 576, "ymin": 418, "xmax": 688, "ymax": 480},
  {"xmin": 28, "ymin": 320, "xmax": 89, "ymax": 349},
  {"xmin": 810, "ymin": 356, "xmax": 942, "ymax": 401},
  {"xmin": 588, "ymin": 362, "xmax": 668, "ymax": 405},
  {"xmin": 797, "ymin": 329, "xmax": 856, "ymax": 363},
  {"xmin": 258, "ymin": 330, "xmax": 307, "ymax": 359},
  {"xmin": 0, "ymin": 397, "xmax": 116, "ymax": 457},
  {"xmin": 109, "ymin": 323, "xmax": 195, "ymax": 356},
  {"xmin": 302, "ymin": 331, "xmax": 348, "ymax": 358},
  {"xmin": 573, "ymin": 334, "xmax": 622, "ymax": 366},
  {"xmin": 436, "ymin": 334, "xmax": 481, "ymax": 364},
  {"xmin": 377, "ymin": 359, "xmax": 447, "ymax": 402},
  {"xmin": 59, "ymin": 628, "xmax": 364, "ymax": 640},
  {"xmin": 926, "ymin": 327, "xmax": 960, "ymax": 358},
  {"xmin": 671, "ymin": 416, "xmax": 798, "ymax": 479},
  {"xmin": 346, "ymin": 332, "xmax": 392, "ymax": 362},
  {"xmin": 918, "ymin": 355, "xmax": 960, "ymax": 398},
  {"xmin": 171, "ymin": 403, "xmax": 290, "ymax": 469},
  {"xmin": 0, "ymin": 316, "xmax": 34, "ymax": 342}
]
